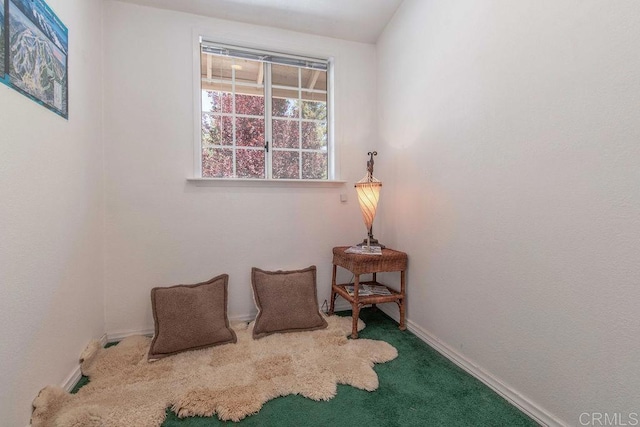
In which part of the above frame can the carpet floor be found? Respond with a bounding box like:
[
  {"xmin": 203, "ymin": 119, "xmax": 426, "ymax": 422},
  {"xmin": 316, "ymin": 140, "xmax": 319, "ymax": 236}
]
[{"xmin": 73, "ymin": 309, "xmax": 538, "ymax": 426}]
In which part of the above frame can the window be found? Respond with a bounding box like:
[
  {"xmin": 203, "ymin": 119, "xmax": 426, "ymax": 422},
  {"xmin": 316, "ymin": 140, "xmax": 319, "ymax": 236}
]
[{"xmin": 198, "ymin": 41, "xmax": 331, "ymax": 180}]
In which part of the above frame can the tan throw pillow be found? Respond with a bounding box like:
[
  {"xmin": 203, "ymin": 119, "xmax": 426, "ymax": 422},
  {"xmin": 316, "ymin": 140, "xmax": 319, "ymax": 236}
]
[
  {"xmin": 148, "ymin": 274, "xmax": 237, "ymax": 360},
  {"xmin": 251, "ymin": 266, "xmax": 328, "ymax": 339}
]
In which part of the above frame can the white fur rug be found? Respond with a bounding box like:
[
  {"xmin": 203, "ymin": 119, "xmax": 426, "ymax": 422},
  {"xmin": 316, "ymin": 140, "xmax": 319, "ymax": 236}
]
[{"xmin": 32, "ymin": 315, "xmax": 397, "ymax": 426}]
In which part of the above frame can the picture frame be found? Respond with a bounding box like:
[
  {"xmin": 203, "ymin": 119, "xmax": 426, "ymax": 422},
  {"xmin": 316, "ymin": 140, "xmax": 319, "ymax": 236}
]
[
  {"xmin": 1, "ymin": 1, "xmax": 6, "ymax": 83},
  {"xmin": 2, "ymin": 0, "xmax": 68, "ymax": 119}
]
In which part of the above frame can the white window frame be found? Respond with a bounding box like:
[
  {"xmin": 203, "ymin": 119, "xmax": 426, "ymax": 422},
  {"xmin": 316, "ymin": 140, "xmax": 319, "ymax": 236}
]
[{"xmin": 192, "ymin": 37, "xmax": 341, "ymax": 183}]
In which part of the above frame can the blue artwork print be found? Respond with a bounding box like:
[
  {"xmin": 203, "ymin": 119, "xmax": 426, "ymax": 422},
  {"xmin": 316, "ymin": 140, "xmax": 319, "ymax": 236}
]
[
  {"xmin": 1, "ymin": 1, "xmax": 5, "ymax": 79},
  {"xmin": 6, "ymin": 0, "xmax": 68, "ymax": 118}
]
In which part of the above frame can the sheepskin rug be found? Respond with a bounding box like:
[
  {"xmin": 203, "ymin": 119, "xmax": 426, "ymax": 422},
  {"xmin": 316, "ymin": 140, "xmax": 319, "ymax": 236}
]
[{"xmin": 31, "ymin": 315, "xmax": 397, "ymax": 426}]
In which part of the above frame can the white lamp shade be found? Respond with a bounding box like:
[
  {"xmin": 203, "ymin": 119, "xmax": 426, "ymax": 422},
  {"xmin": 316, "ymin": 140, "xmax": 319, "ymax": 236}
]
[{"xmin": 355, "ymin": 181, "xmax": 382, "ymax": 231}]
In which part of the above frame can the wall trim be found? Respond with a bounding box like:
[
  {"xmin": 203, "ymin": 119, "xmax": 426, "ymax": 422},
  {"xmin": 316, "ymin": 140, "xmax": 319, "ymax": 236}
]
[
  {"xmin": 106, "ymin": 314, "xmax": 257, "ymax": 343},
  {"xmin": 60, "ymin": 334, "xmax": 107, "ymax": 392},
  {"xmin": 330, "ymin": 300, "xmax": 352, "ymax": 313},
  {"xmin": 379, "ymin": 307, "xmax": 565, "ymax": 427},
  {"xmin": 106, "ymin": 328, "xmax": 153, "ymax": 343},
  {"xmin": 61, "ymin": 365, "xmax": 82, "ymax": 393},
  {"xmin": 106, "ymin": 307, "xmax": 348, "ymax": 343}
]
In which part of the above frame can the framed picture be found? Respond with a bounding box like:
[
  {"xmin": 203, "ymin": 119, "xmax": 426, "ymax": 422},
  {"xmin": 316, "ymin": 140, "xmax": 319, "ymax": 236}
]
[
  {"xmin": 3, "ymin": 0, "xmax": 68, "ymax": 119},
  {"xmin": 1, "ymin": 1, "xmax": 6, "ymax": 82}
]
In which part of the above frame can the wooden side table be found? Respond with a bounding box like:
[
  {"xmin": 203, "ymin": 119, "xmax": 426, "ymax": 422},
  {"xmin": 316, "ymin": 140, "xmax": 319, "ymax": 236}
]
[{"xmin": 329, "ymin": 246, "xmax": 408, "ymax": 338}]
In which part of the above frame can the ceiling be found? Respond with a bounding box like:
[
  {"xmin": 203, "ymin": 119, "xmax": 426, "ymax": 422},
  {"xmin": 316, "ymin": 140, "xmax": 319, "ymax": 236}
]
[{"xmin": 115, "ymin": 0, "xmax": 403, "ymax": 43}]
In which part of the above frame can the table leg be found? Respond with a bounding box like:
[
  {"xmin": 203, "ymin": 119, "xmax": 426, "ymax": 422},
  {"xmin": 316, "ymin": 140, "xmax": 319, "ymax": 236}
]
[
  {"xmin": 371, "ymin": 272, "xmax": 379, "ymax": 311},
  {"xmin": 399, "ymin": 270, "xmax": 406, "ymax": 330},
  {"xmin": 351, "ymin": 274, "xmax": 360, "ymax": 338},
  {"xmin": 352, "ymin": 305, "xmax": 361, "ymax": 339},
  {"xmin": 329, "ymin": 264, "xmax": 337, "ymax": 315}
]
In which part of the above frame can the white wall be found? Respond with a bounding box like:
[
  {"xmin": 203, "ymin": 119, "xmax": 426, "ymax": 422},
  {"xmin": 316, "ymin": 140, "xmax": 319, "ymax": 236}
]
[
  {"xmin": 103, "ymin": 1, "xmax": 376, "ymax": 334},
  {"xmin": 377, "ymin": 1, "xmax": 640, "ymax": 425},
  {"xmin": 0, "ymin": 1, "xmax": 104, "ymax": 425}
]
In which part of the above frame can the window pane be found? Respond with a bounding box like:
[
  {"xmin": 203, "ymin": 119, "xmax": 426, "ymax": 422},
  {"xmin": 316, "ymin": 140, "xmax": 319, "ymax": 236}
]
[
  {"xmin": 272, "ymin": 64, "xmax": 299, "ymax": 88},
  {"xmin": 301, "ymin": 100, "xmax": 327, "ymax": 120},
  {"xmin": 301, "ymin": 69, "xmax": 327, "ymax": 91},
  {"xmin": 202, "ymin": 148, "xmax": 233, "ymax": 177},
  {"xmin": 202, "ymin": 90, "xmax": 216, "ymax": 113},
  {"xmin": 272, "ymin": 91, "xmax": 299, "ymax": 118},
  {"xmin": 235, "ymin": 117, "xmax": 264, "ymax": 147},
  {"xmin": 231, "ymin": 58, "xmax": 262, "ymax": 85},
  {"xmin": 236, "ymin": 149, "xmax": 265, "ymax": 178},
  {"xmin": 202, "ymin": 53, "xmax": 232, "ymax": 80},
  {"xmin": 202, "ymin": 114, "xmax": 215, "ymax": 146},
  {"xmin": 273, "ymin": 119, "xmax": 299, "ymax": 149},
  {"xmin": 202, "ymin": 54, "xmax": 262, "ymax": 86},
  {"xmin": 202, "ymin": 114, "xmax": 233, "ymax": 146},
  {"xmin": 301, "ymin": 122, "xmax": 327, "ymax": 150},
  {"xmin": 202, "ymin": 91, "xmax": 233, "ymax": 114},
  {"xmin": 273, "ymin": 150, "xmax": 299, "ymax": 179},
  {"xmin": 302, "ymin": 152, "xmax": 328, "ymax": 180},
  {"xmin": 235, "ymin": 93, "xmax": 264, "ymax": 116}
]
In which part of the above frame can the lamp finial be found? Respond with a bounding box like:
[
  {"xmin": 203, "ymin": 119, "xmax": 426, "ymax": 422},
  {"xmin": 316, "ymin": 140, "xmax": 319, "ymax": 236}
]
[{"xmin": 366, "ymin": 151, "xmax": 377, "ymax": 180}]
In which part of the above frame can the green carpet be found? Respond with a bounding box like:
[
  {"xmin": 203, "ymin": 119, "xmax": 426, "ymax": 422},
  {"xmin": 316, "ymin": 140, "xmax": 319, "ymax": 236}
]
[{"xmin": 73, "ymin": 309, "xmax": 538, "ymax": 426}]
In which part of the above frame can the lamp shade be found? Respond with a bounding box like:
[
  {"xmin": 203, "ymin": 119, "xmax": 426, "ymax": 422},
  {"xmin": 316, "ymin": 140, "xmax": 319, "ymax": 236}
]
[{"xmin": 355, "ymin": 181, "xmax": 382, "ymax": 233}]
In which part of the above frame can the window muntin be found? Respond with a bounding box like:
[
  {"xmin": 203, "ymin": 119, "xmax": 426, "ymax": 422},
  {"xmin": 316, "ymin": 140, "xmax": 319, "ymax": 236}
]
[{"xmin": 199, "ymin": 42, "xmax": 330, "ymax": 180}]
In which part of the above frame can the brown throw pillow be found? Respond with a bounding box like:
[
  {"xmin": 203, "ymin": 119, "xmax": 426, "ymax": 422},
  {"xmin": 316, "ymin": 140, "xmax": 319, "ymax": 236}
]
[
  {"xmin": 251, "ymin": 266, "xmax": 328, "ymax": 339},
  {"xmin": 148, "ymin": 274, "xmax": 237, "ymax": 360}
]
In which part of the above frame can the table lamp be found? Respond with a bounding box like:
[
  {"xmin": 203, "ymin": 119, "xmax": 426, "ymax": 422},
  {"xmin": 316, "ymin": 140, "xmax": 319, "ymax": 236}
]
[{"xmin": 355, "ymin": 151, "xmax": 384, "ymax": 248}]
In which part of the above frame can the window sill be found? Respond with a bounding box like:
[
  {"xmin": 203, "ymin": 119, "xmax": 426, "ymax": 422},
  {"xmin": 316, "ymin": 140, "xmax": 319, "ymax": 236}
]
[{"xmin": 186, "ymin": 178, "xmax": 347, "ymax": 187}]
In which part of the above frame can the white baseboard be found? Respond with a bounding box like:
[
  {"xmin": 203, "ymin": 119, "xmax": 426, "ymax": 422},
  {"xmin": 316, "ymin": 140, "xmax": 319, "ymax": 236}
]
[
  {"xmin": 60, "ymin": 333, "xmax": 107, "ymax": 392},
  {"xmin": 105, "ymin": 304, "xmax": 351, "ymax": 344},
  {"xmin": 61, "ymin": 365, "xmax": 82, "ymax": 393},
  {"xmin": 229, "ymin": 313, "xmax": 256, "ymax": 323},
  {"xmin": 330, "ymin": 300, "xmax": 352, "ymax": 313},
  {"xmin": 106, "ymin": 313, "xmax": 257, "ymax": 343},
  {"xmin": 106, "ymin": 328, "xmax": 154, "ymax": 343},
  {"xmin": 378, "ymin": 307, "xmax": 564, "ymax": 427}
]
